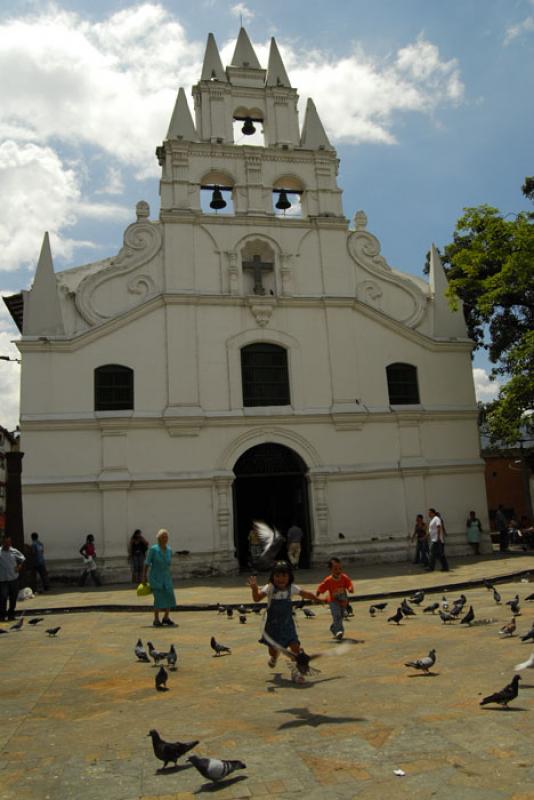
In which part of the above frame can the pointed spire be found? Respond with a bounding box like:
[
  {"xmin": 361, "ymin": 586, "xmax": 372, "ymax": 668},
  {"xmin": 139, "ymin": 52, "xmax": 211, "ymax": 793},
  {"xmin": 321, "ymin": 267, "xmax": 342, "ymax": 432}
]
[
  {"xmin": 201, "ymin": 33, "xmax": 227, "ymax": 81},
  {"xmin": 265, "ymin": 37, "xmax": 291, "ymax": 87},
  {"xmin": 300, "ymin": 98, "xmax": 333, "ymax": 150},
  {"xmin": 429, "ymin": 244, "xmax": 468, "ymax": 338},
  {"xmin": 231, "ymin": 27, "xmax": 261, "ymax": 69},
  {"xmin": 23, "ymin": 233, "xmax": 64, "ymax": 336},
  {"xmin": 167, "ymin": 88, "xmax": 198, "ymax": 141}
]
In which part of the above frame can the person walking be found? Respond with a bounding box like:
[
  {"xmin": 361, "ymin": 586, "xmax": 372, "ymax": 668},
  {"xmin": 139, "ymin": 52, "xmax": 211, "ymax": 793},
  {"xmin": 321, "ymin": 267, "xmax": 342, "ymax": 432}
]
[
  {"xmin": 79, "ymin": 534, "xmax": 102, "ymax": 586},
  {"xmin": 128, "ymin": 529, "xmax": 148, "ymax": 584},
  {"xmin": 0, "ymin": 536, "xmax": 25, "ymax": 621},
  {"xmin": 411, "ymin": 514, "xmax": 429, "ymax": 566},
  {"xmin": 426, "ymin": 508, "xmax": 449, "ymax": 572},
  {"xmin": 286, "ymin": 522, "xmax": 304, "ymax": 569},
  {"xmin": 30, "ymin": 532, "xmax": 50, "ymax": 591},
  {"xmin": 316, "ymin": 557, "xmax": 354, "ymax": 640},
  {"xmin": 142, "ymin": 529, "xmax": 176, "ymax": 627},
  {"xmin": 465, "ymin": 511, "xmax": 482, "ymax": 556}
]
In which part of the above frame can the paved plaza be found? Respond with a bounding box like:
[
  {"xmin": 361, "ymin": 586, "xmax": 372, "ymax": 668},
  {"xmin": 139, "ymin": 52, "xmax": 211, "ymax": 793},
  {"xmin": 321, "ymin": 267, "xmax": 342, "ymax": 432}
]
[{"xmin": 2, "ymin": 552, "xmax": 534, "ymax": 800}]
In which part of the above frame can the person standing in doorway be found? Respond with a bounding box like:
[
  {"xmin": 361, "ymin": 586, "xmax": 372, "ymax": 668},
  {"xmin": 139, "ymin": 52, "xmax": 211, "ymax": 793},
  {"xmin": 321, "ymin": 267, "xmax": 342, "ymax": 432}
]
[
  {"xmin": 30, "ymin": 532, "xmax": 50, "ymax": 591},
  {"xmin": 142, "ymin": 529, "xmax": 177, "ymax": 627},
  {"xmin": 426, "ymin": 508, "xmax": 449, "ymax": 572},
  {"xmin": 0, "ymin": 536, "xmax": 25, "ymax": 621},
  {"xmin": 286, "ymin": 522, "xmax": 304, "ymax": 569}
]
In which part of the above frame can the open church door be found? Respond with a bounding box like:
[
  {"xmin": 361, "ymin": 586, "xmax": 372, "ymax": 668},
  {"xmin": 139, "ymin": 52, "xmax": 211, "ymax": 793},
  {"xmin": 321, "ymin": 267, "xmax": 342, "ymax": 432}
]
[{"xmin": 232, "ymin": 443, "xmax": 311, "ymax": 570}]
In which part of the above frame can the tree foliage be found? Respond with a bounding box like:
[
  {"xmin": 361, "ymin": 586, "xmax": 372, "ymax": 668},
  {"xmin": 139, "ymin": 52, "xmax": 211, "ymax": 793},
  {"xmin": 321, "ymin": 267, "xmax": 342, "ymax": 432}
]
[{"xmin": 441, "ymin": 200, "xmax": 534, "ymax": 444}]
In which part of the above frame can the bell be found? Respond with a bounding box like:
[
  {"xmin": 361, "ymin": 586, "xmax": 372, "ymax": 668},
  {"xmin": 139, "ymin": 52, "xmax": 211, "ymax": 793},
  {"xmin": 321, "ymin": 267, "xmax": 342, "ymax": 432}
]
[
  {"xmin": 275, "ymin": 189, "xmax": 291, "ymax": 211},
  {"xmin": 241, "ymin": 116, "xmax": 256, "ymax": 136},
  {"xmin": 209, "ymin": 186, "xmax": 227, "ymax": 211}
]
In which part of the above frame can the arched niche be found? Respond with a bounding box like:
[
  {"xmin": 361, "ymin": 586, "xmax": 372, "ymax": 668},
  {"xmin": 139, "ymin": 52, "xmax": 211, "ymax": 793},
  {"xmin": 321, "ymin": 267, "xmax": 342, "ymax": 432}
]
[{"xmin": 241, "ymin": 238, "xmax": 277, "ymax": 296}]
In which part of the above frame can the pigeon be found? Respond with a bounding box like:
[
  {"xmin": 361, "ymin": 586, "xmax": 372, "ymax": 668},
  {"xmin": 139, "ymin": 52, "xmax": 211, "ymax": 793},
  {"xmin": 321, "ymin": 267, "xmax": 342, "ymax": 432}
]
[
  {"xmin": 28, "ymin": 617, "xmax": 44, "ymax": 625},
  {"xmin": 45, "ymin": 627, "xmax": 61, "ymax": 636},
  {"xmin": 187, "ymin": 755, "xmax": 246, "ymax": 783},
  {"xmin": 10, "ymin": 617, "xmax": 24, "ymax": 631},
  {"xmin": 441, "ymin": 596, "xmax": 449, "ymax": 611},
  {"xmin": 439, "ymin": 610, "xmax": 455, "ymax": 624},
  {"xmin": 400, "ymin": 600, "xmax": 416, "ymax": 617},
  {"xmin": 525, "ymin": 593, "xmax": 534, "ymax": 601},
  {"xmin": 251, "ymin": 520, "xmax": 284, "ymax": 569},
  {"xmin": 520, "ymin": 625, "xmax": 534, "ymax": 642},
  {"xmin": 210, "ymin": 636, "xmax": 231, "ymax": 656},
  {"xmin": 147, "ymin": 729, "xmax": 199, "ymax": 768},
  {"xmin": 239, "ymin": 615, "xmax": 247, "ymax": 624},
  {"xmin": 371, "ymin": 602, "xmax": 388, "ymax": 611},
  {"xmin": 302, "ymin": 607, "xmax": 316, "ymax": 618},
  {"xmin": 388, "ymin": 607, "xmax": 404, "ymax": 624},
  {"xmin": 460, "ymin": 606, "xmax": 475, "ymax": 625},
  {"xmin": 499, "ymin": 618, "xmax": 516, "ymax": 637},
  {"xmin": 226, "ymin": 607, "xmax": 234, "ymax": 619},
  {"xmin": 423, "ymin": 602, "xmax": 440, "ymax": 614},
  {"xmin": 369, "ymin": 606, "xmax": 377, "ymax": 617},
  {"xmin": 483, "ymin": 578, "xmax": 495, "ymax": 592},
  {"xmin": 450, "ymin": 604, "xmax": 464, "ymax": 618},
  {"xmin": 217, "ymin": 604, "xmax": 226, "ymax": 614},
  {"xmin": 515, "ymin": 650, "xmax": 534, "ymax": 671},
  {"xmin": 507, "ymin": 596, "xmax": 521, "ymax": 615},
  {"xmin": 409, "ymin": 591, "xmax": 425, "ymax": 605},
  {"xmin": 480, "ymin": 675, "xmax": 521, "ymax": 708},
  {"xmin": 493, "ymin": 588, "xmax": 502, "ymax": 604},
  {"xmin": 262, "ymin": 630, "xmax": 350, "ymax": 679},
  {"xmin": 237, "ymin": 605, "xmax": 248, "ymax": 615},
  {"xmin": 252, "ymin": 607, "xmax": 262, "ymax": 615},
  {"xmin": 135, "ymin": 639, "xmax": 150, "ymax": 662},
  {"xmin": 167, "ymin": 644, "xmax": 178, "ymax": 670},
  {"xmin": 404, "ymin": 648, "xmax": 436, "ymax": 674},
  {"xmin": 155, "ymin": 666, "xmax": 168, "ymax": 691},
  {"xmin": 147, "ymin": 642, "xmax": 168, "ymax": 666},
  {"xmin": 0, "ymin": 628, "xmax": 8, "ymax": 634}
]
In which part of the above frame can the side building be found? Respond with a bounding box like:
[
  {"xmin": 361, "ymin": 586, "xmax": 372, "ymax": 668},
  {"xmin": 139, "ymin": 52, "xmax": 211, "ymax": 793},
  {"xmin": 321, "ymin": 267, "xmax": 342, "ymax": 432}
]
[{"xmin": 3, "ymin": 29, "xmax": 490, "ymax": 579}]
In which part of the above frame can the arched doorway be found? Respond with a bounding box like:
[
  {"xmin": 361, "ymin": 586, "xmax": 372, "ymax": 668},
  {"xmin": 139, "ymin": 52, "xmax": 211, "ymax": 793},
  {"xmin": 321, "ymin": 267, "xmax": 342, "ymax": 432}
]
[{"xmin": 233, "ymin": 443, "xmax": 311, "ymax": 569}]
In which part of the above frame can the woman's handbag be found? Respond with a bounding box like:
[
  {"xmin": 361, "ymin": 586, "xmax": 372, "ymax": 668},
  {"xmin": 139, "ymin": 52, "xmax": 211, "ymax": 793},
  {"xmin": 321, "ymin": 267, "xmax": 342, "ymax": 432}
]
[{"xmin": 136, "ymin": 582, "xmax": 152, "ymax": 597}]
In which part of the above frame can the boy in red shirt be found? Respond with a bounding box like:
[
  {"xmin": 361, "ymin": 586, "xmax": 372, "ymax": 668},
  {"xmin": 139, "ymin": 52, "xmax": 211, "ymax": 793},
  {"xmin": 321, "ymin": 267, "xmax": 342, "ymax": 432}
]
[{"xmin": 316, "ymin": 557, "xmax": 353, "ymax": 640}]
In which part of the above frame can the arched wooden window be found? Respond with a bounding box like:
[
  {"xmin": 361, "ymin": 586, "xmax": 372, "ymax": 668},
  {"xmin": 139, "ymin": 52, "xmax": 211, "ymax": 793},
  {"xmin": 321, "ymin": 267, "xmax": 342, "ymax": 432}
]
[
  {"xmin": 241, "ymin": 344, "xmax": 290, "ymax": 407},
  {"xmin": 386, "ymin": 362, "xmax": 420, "ymax": 405},
  {"xmin": 94, "ymin": 365, "xmax": 134, "ymax": 411}
]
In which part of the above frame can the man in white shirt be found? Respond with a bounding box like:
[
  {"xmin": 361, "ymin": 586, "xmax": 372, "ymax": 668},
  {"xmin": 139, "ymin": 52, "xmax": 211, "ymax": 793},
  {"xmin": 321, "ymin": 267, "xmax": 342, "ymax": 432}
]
[
  {"xmin": 426, "ymin": 508, "xmax": 449, "ymax": 572},
  {"xmin": 0, "ymin": 536, "xmax": 26, "ymax": 621}
]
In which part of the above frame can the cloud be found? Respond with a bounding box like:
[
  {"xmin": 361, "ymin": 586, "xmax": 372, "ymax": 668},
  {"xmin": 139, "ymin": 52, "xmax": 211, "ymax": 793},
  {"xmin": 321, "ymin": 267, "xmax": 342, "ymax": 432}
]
[
  {"xmin": 230, "ymin": 4, "xmax": 254, "ymax": 24},
  {"xmin": 504, "ymin": 2, "xmax": 534, "ymax": 44},
  {"xmin": 473, "ymin": 367, "xmax": 501, "ymax": 403},
  {"xmin": 0, "ymin": 297, "xmax": 21, "ymax": 429},
  {"xmin": 94, "ymin": 166, "xmax": 124, "ymax": 196}
]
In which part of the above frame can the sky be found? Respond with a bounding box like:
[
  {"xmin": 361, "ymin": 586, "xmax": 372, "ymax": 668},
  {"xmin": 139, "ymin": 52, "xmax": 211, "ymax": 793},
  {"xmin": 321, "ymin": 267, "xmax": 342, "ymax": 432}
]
[{"xmin": 1, "ymin": 0, "xmax": 533, "ymax": 429}]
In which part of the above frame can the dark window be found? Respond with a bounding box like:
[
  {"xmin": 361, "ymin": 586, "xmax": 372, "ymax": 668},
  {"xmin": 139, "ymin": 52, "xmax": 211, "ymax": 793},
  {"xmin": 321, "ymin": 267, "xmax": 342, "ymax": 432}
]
[
  {"xmin": 241, "ymin": 344, "xmax": 290, "ymax": 407},
  {"xmin": 95, "ymin": 365, "xmax": 134, "ymax": 411},
  {"xmin": 386, "ymin": 362, "xmax": 420, "ymax": 405}
]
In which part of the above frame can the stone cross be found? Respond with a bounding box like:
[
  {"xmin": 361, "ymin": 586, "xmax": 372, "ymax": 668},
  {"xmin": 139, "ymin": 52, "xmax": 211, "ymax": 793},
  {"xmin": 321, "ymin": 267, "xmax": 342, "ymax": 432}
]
[{"xmin": 242, "ymin": 254, "xmax": 273, "ymax": 296}]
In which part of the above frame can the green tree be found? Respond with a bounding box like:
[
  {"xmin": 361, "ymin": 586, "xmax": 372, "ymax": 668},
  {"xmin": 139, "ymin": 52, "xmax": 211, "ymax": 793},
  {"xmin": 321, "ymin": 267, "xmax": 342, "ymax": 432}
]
[{"xmin": 441, "ymin": 200, "xmax": 534, "ymax": 444}]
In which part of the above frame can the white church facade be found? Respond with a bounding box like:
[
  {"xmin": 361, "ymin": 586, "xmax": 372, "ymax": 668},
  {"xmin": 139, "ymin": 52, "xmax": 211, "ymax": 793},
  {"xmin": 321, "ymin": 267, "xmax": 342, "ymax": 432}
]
[{"xmin": 4, "ymin": 29, "xmax": 490, "ymax": 579}]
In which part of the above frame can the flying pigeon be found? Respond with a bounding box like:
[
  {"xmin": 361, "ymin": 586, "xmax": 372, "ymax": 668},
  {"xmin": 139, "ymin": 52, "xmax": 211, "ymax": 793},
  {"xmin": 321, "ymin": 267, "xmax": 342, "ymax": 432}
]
[
  {"xmin": 423, "ymin": 603, "xmax": 439, "ymax": 614},
  {"xmin": 520, "ymin": 625, "xmax": 534, "ymax": 642},
  {"xmin": 499, "ymin": 618, "xmax": 516, "ymax": 637},
  {"xmin": 28, "ymin": 617, "xmax": 44, "ymax": 625},
  {"xmin": 439, "ymin": 610, "xmax": 455, "ymax": 624},
  {"xmin": 388, "ymin": 607, "xmax": 404, "ymax": 625},
  {"xmin": 460, "ymin": 606, "xmax": 475, "ymax": 625},
  {"xmin": 210, "ymin": 636, "xmax": 231, "ymax": 656},
  {"xmin": 45, "ymin": 627, "xmax": 61, "ymax": 636},
  {"xmin": 147, "ymin": 729, "xmax": 199, "ymax": 768},
  {"xmin": 302, "ymin": 607, "xmax": 316, "ymax": 618},
  {"xmin": 409, "ymin": 591, "xmax": 425, "ymax": 605},
  {"xmin": 480, "ymin": 674, "xmax": 521, "ymax": 708},
  {"xmin": 251, "ymin": 520, "xmax": 284, "ymax": 569},
  {"xmin": 155, "ymin": 666, "xmax": 168, "ymax": 691},
  {"xmin": 515, "ymin": 650, "xmax": 534, "ymax": 671},
  {"xmin": 167, "ymin": 644, "xmax": 178, "ymax": 670},
  {"xmin": 10, "ymin": 617, "xmax": 24, "ymax": 631},
  {"xmin": 493, "ymin": 588, "xmax": 502, "ymax": 604},
  {"xmin": 239, "ymin": 615, "xmax": 247, "ymax": 624},
  {"xmin": 371, "ymin": 602, "xmax": 388, "ymax": 611},
  {"xmin": 525, "ymin": 593, "xmax": 534, "ymax": 601},
  {"xmin": 188, "ymin": 755, "xmax": 246, "ymax": 783},
  {"xmin": 147, "ymin": 642, "xmax": 168, "ymax": 666},
  {"xmin": 135, "ymin": 639, "xmax": 150, "ymax": 662},
  {"xmin": 404, "ymin": 648, "xmax": 436, "ymax": 674},
  {"xmin": 262, "ymin": 630, "xmax": 351, "ymax": 680}
]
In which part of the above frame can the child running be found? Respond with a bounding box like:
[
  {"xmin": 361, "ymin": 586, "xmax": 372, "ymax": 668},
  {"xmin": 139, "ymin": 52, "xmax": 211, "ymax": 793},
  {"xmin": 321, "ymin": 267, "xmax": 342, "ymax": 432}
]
[
  {"xmin": 247, "ymin": 560, "xmax": 319, "ymax": 683},
  {"xmin": 316, "ymin": 557, "xmax": 354, "ymax": 640}
]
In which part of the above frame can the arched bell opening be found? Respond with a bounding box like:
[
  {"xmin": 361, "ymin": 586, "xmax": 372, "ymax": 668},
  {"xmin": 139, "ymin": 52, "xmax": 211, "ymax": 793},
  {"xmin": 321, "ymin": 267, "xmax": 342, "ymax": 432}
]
[
  {"xmin": 200, "ymin": 170, "xmax": 235, "ymax": 215},
  {"xmin": 232, "ymin": 443, "xmax": 312, "ymax": 570},
  {"xmin": 233, "ymin": 106, "xmax": 265, "ymax": 146},
  {"xmin": 272, "ymin": 175, "xmax": 303, "ymax": 218}
]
